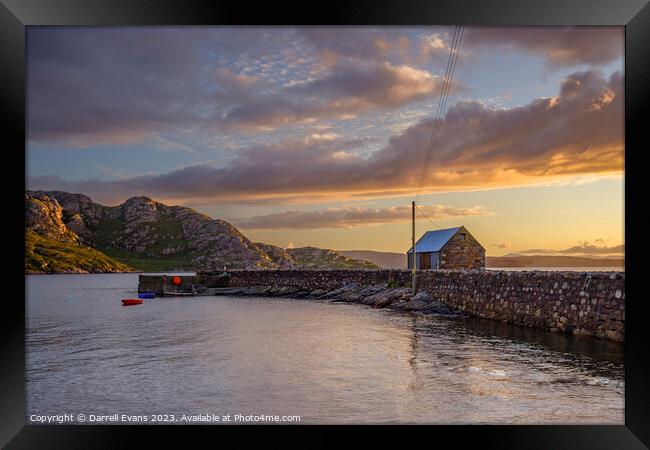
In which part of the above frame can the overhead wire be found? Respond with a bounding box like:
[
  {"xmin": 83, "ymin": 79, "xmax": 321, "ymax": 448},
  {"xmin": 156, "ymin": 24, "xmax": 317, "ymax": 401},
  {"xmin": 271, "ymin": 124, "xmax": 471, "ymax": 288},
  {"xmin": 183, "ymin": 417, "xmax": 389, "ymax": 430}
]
[
  {"xmin": 415, "ymin": 204, "xmax": 442, "ymax": 229},
  {"xmin": 414, "ymin": 25, "xmax": 461, "ymax": 203},
  {"xmin": 416, "ymin": 25, "xmax": 464, "ymax": 204},
  {"xmin": 412, "ymin": 25, "xmax": 464, "ymax": 232}
]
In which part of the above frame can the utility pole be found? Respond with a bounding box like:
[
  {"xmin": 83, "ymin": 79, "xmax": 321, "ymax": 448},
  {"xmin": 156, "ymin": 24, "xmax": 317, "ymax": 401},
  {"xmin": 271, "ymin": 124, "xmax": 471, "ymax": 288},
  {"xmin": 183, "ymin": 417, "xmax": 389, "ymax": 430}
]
[{"xmin": 412, "ymin": 201, "xmax": 416, "ymax": 296}]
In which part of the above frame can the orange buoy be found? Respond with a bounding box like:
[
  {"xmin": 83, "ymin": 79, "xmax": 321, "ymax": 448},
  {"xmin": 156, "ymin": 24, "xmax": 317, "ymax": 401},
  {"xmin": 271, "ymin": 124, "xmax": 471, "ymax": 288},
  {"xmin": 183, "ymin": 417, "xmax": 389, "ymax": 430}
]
[{"xmin": 172, "ymin": 276, "xmax": 182, "ymax": 286}]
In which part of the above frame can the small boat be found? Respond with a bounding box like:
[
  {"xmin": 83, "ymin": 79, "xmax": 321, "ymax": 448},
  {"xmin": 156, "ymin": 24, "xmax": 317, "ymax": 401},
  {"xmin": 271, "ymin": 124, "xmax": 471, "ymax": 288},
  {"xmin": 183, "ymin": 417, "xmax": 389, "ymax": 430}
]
[
  {"xmin": 138, "ymin": 292, "xmax": 156, "ymax": 299},
  {"xmin": 122, "ymin": 298, "xmax": 144, "ymax": 306}
]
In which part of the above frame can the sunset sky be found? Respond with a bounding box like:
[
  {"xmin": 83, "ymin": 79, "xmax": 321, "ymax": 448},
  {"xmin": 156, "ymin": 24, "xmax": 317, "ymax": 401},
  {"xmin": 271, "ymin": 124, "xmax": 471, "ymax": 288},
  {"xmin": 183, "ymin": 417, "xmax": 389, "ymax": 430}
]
[{"xmin": 26, "ymin": 27, "xmax": 624, "ymax": 256}]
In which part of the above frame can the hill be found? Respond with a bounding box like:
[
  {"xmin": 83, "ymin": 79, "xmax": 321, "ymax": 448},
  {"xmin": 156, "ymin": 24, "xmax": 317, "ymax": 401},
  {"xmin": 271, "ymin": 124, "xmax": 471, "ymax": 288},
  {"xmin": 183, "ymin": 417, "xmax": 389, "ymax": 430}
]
[
  {"xmin": 341, "ymin": 249, "xmax": 624, "ymax": 269},
  {"xmin": 25, "ymin": 190, "xmax": 377, "ymax": 273},
  {"xmin": 339, "ymin": 250, "xmax": 406, "ymax": 269},
  {"xmin": 486, "ymin": 254, "xmax": 624, "ymax": 268},
  {"xmin": 25, "ymin": 192, "xmax": 134, "ymax": 273}
]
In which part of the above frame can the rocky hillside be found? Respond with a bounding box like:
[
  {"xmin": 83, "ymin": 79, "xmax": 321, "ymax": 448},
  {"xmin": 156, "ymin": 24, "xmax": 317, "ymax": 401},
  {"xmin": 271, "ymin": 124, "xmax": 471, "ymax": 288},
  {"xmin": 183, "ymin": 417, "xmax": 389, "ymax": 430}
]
[
  {"xmin": 25, "ymin": 192, "xmax": 133, "ymax": 273},
  {"xmin": 286, "ymin": 247, "xmax": 379, "ymax": 269},
  {"xmin": 340, "ymin": 250, "xmax": 406, "ymax": 269},
  {"xmin": 25, "ymin": 190, "xmax": 378, "ymax": 273},
  {"xmin": 257, "ymin": 243, "xmax": 379, "ymax": 270}
]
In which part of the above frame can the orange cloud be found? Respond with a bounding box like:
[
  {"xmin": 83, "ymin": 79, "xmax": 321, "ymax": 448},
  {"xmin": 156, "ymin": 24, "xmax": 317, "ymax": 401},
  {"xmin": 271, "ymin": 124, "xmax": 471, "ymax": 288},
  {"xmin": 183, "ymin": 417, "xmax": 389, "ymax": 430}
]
[
  {"xmin": 30, "ymin": 70, "xmax": 623, "ymax": 206},
  {"xmin": 235, "ymin": 204, "xmax": 492, "ymax": 230}
]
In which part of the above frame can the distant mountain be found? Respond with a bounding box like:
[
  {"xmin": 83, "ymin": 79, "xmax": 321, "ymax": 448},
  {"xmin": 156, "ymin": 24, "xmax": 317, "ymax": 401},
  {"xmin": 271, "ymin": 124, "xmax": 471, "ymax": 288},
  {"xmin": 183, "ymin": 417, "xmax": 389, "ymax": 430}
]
[
  {"xmin": 254, "ymin": 243, "xmax": 379, "ymax": 270},
  {"xmin": 339, "ymin": 250, "xmax": 406, "ymax": 269},
  {"xmin": 285, "ymin": 247, "xmax": 379, "ymax": 270},
  {"xmin": 25, "ymin": 190, "xmax": 378, "ymax": 273},
  {"xmin": 341, "ymin": 249, "xmax": 624, "ymax": 269},
  {"xmin": 486, "ymin": 255, "xmax": 624, "ymax": 268}
]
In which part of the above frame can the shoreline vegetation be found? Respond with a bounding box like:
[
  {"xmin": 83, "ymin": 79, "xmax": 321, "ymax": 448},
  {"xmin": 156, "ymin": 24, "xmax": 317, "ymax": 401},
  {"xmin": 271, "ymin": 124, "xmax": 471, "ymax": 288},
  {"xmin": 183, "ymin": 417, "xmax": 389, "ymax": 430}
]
[{"xmin": 25, "ymin": 231, "xmax": 134, "ymax": 274}]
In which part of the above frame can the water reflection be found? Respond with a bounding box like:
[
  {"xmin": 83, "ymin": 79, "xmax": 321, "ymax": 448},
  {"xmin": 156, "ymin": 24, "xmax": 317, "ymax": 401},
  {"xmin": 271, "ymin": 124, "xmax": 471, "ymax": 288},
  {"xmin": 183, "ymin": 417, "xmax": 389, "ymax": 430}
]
[{"xmin": 26, "ymin": 274, "xmax": 623, "ymax": 424}]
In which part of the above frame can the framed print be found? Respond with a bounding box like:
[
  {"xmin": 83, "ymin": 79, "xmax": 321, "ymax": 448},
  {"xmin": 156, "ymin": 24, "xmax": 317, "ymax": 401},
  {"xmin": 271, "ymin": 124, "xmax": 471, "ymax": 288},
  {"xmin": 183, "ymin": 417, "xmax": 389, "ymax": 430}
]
[{"xmin": 2, "ymin": 0, "xmax": 649, "ymax": 447}]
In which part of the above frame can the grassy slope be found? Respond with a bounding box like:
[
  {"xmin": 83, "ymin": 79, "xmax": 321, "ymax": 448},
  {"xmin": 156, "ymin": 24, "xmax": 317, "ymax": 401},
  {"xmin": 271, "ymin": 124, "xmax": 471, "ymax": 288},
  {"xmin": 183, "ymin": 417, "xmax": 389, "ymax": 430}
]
[
  {"xmin": 25, "ymin": 231, "xmax": 133, "ymax": 274},
  {"xmin": 88, "ymin": 210, "xmax": 195, "ymax": 272},
  {"xmin": 101, "ymin": 246, "xmax": 195, "ymax": 272}
]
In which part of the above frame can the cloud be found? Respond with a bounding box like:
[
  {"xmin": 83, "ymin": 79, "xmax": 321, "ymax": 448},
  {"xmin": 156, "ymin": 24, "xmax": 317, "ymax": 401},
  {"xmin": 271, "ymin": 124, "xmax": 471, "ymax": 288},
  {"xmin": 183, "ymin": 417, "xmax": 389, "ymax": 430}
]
[
  {"xmin": 216, "ymin": 63, "xmax": 464, "ymax": 130},
  {"xmin": 463, "ymin": 27, "xmax": 624, "ymax": 70},
  {"xmin": 517, "ymin": 240, "xmax": 624, "ymax": 256},
  {"xmin": 297, "ymin": 27, "xmax": 417, "ymax": 64},
  {"xmin": 27, "ymin": 27, "xmax": 462, "ymax": 144},
  {"xmin": 27, "ymin": 27, "xmax": 622, "ymax": 149},
  {"xmin": 27, "ymin": 28, "xmax": 214, "ymax": 147},
  {"xmin": 494, "ymin": 242, "xmax": 512, "ymax": 249},
  {"xmin": 29, "ymin": 68, "xmax": 623, "ymax": 205},
  {"xmin": 234, "ymin": 204, "xmax": 491, "ymax": 230},
  {"xmin": 301, "ymin": 26, "xmax": 624, "ymax": 71}
]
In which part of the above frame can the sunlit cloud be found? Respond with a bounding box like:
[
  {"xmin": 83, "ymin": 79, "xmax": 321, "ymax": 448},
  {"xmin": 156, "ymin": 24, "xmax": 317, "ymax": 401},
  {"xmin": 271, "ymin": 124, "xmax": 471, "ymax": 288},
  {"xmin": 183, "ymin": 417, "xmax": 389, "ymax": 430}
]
[
  {"xmin": 235, "ymin": 204, "xmax": 492, "ymax": 230},
  {"xmin": 214, "ymin": 63, "xmax": 466, "ymax": 131},
  {"xmin": 29, "ymin": 68, "xmax": 623, "ymax": 205}
]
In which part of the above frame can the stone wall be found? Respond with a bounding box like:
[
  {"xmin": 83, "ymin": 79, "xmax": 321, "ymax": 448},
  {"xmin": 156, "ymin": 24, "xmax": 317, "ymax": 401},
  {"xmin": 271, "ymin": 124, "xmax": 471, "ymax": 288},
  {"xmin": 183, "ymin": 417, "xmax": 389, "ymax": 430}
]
[
  {"xmin": 138, "ymin": 274, "xmax": 196, "ymax": 295},
  {"xmin": 206, "ymin": 269, "xmax": 410, "ymax": 290},
  {"xmin": 218, "ymin": 269, "xmax": 625, "ymax": 342},
  {"xmin": 440, "ymin": 228, "xmax": 485, "ymax": 270}
]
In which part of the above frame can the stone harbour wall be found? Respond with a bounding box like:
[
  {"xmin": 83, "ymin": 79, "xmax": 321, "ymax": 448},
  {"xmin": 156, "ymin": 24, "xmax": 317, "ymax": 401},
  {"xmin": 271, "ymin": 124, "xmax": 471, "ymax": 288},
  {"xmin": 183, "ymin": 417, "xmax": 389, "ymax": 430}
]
[{"xmin": 217, "ymin": 269, "xmax": 625, "ymax": 342}]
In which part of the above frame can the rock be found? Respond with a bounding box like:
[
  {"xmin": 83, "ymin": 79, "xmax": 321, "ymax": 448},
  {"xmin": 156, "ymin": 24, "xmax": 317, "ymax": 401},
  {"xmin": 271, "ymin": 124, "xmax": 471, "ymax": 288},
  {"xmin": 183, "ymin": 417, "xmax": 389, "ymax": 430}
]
[
  {"xmin": 411, "ymin": 291, "xmax": 432, "ymax": 302},
  {"xmin": 606, "ymin": 330, "xmax": 624, "ymax": 343},
  {"xmin": 25, "ymin": 192, "xmax": 79, "ymax": 243},
  {"xmin": 285, "ymin": 246, "xmax": 379, "ymax": 270}
]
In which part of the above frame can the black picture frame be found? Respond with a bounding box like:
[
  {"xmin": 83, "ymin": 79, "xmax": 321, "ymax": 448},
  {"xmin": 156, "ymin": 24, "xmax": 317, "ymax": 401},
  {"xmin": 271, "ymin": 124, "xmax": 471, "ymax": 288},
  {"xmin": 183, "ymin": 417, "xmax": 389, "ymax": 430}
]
[{"xmin": 2, "ymin": 0, "xmax": 648, "ymax": 447}]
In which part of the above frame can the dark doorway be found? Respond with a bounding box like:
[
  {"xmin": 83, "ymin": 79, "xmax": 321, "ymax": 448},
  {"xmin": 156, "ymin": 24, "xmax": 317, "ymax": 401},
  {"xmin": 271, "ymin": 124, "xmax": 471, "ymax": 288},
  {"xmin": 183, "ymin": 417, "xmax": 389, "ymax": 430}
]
[{"xmin": 420, "ymin": 252, "xmax": 432, "ymax": 269}]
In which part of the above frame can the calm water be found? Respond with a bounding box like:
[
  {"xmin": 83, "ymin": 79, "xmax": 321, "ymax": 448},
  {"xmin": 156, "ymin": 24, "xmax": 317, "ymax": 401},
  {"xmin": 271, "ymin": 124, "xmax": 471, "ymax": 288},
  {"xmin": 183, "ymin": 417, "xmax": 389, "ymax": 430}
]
[{"xmin": 26, "ymin": 274, "xmax": 624, "ymax": 424}]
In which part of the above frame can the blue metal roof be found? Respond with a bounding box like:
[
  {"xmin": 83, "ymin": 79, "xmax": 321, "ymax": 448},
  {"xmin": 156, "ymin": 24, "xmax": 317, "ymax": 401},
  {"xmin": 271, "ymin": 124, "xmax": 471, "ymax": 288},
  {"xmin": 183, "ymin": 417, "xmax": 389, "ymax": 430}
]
[{"xmin": 406, "ymin": 227, "xmax": 460, "ymax": 254}]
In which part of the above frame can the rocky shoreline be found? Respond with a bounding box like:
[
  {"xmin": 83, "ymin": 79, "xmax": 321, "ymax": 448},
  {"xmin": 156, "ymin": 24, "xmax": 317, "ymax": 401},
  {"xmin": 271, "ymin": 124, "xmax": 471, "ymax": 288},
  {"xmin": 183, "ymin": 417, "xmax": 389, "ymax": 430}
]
[
  {"xmin": 204, "ymin": 284, "xmax": 465, "ymax": 317},
  {"xmin": 139, "ymin": 269, "xmax": 625, "ymax": 342}
]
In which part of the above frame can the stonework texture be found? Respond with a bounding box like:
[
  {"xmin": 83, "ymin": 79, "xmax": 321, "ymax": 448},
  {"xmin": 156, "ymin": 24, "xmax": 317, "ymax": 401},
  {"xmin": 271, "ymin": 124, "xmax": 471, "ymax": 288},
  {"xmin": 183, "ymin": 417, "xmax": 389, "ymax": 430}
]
[
  {"xmin": 140, "ymin": 269, "xmax": 625, "ymax": 342},
  {"xmin": 220, "ymin": 269, "xmax": 625, "ymax": 342},
  {"xmin": 439, "ymin": 228, "xmax": 485, "ymax": 270}
]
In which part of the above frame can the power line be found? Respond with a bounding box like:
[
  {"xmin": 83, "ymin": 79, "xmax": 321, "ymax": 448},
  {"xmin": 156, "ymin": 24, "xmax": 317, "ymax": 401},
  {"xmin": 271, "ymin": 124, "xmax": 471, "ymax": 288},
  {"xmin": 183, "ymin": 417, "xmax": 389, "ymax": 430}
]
[
  {"xmin": 417, "ymin": 25, "xmax": 464, "ymax": 202},
  {"xmin": 415, "ymin": 25, "xmax": 464, "ymax": 205},
  {"xmin": 415, "ymin": 26, "xmax": 460, "ymax": 201},
  {"xmin": 411, "ymin": 26, "xmax": 464, "ymax": 287},
  {"xmin": 415, "ymin": 204, "xmax": 442, "ymax": 229},
  {"xmin": 415, "ymin": 26, "xmax": 461, "ymax": 201}
]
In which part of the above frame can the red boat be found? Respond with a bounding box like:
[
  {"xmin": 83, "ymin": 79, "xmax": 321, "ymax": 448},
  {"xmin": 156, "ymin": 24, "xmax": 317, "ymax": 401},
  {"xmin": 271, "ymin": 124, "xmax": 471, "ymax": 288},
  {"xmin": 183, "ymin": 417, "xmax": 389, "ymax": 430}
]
[{"xmin": 122, "ymin": 298, "xmax": 144, "ymax": 306}]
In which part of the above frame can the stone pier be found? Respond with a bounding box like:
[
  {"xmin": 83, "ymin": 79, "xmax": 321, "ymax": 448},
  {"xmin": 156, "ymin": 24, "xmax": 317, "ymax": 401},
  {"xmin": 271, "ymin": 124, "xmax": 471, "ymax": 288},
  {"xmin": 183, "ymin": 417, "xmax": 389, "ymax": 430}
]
[{"xmin": 138, "ymin": 269, "xmax": 625, "ymax": 342}]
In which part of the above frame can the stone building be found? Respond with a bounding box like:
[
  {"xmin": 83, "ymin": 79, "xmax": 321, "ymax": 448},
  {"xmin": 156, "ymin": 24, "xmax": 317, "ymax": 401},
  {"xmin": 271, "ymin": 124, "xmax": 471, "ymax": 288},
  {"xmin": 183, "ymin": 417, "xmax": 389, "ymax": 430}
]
[{"xmin": 406, "ymin": 226, "xmax": 485, "ymax": 270}]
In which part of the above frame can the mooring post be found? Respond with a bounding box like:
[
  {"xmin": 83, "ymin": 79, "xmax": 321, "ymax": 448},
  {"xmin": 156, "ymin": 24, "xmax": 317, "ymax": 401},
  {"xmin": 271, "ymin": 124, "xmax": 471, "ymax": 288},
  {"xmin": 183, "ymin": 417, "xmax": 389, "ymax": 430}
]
[{"xmin": 412, "ymin": 201, "xmax": 416, "ymax": 296}]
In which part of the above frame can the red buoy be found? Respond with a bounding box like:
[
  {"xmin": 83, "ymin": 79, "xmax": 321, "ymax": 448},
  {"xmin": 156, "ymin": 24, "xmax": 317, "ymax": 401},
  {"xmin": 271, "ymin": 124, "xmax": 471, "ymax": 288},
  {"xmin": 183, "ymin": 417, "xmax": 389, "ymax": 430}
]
[
  {"xmin": 172, "ymin": 276, "xmax": 182, "ymax": 286},
  {"xmin": 122, "ymin": 298, "xmax": 144, "ymax": 306}
]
